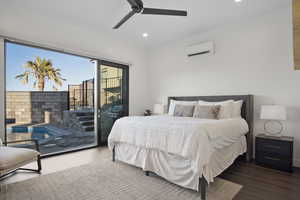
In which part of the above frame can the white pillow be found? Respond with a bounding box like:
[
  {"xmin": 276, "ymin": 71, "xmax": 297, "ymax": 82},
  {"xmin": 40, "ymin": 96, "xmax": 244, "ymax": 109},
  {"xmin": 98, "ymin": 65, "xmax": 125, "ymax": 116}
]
[
  {"xmin": 198, "ymin": 100, "xmax": 234, "ymax": 119},
  {"xmin": 0, "ymin": 137, "xmax": 3, "ymax": 146},
  {"xmin": 232, "ymin": 100, "xmax": 243, "ymax": 118},
  {"xmin": 168, "ymin": 100, "xmax": 197, "ymax": 115}
]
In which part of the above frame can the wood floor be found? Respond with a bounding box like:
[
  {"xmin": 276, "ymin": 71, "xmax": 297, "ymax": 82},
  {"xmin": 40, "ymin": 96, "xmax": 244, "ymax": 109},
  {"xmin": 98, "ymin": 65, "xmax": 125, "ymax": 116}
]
[
  {"xmin": 1, "ymin": 147, "xmax": 300, "ymax": 200},
  {"xmin": 221, "ymin": 161, "xmax": 300, "ymax": 200}
]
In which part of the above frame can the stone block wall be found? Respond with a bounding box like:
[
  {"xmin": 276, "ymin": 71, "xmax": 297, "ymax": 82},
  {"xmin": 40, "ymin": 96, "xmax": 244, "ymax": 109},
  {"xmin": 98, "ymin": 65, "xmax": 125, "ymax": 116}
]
[{"xmin": 6, "ymin": 91, "xmax": 68, "ymax": 124}]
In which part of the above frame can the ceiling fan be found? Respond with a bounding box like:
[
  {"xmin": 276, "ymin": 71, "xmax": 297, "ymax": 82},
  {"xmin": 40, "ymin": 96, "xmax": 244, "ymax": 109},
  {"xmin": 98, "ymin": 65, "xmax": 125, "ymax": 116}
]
[{"xmin": 113, "ymin": 0, "xmax": 187, "ymax": 29}]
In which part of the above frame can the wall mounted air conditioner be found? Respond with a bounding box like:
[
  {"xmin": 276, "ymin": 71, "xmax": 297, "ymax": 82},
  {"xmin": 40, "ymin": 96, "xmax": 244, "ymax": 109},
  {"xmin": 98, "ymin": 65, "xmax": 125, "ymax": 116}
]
[{"xmin": 187, "ymin": 41, "xmax": 215, "ymax": 57}]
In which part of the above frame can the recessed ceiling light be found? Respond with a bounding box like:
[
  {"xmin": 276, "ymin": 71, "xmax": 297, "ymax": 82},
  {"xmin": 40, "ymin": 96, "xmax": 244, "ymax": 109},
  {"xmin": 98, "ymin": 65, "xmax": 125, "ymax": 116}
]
[
  {"xmin": 142, "ymin": 33, "xmax": 149, "ymax": 38},
  {"xmin": 235, "ymin": 0, "xmax": 243, "ymax": 2}
]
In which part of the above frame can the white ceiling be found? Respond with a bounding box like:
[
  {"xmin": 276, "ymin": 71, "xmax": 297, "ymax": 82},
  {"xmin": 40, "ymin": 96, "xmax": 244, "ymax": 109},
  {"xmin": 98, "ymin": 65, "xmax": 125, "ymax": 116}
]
[{"xmin": 0, "ymin": 0, "xmax": 291, "ymax": 49}]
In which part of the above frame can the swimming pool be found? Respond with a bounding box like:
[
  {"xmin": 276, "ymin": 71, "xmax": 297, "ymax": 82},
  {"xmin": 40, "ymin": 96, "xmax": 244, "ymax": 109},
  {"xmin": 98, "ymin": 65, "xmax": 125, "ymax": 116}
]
[
  {"xmin": 6, "ymin": 125, "xmax": 96, "ymax": 155},
  {"xmin": 7, "ymin": 126, "xmax": 54, "ymax": 144}
]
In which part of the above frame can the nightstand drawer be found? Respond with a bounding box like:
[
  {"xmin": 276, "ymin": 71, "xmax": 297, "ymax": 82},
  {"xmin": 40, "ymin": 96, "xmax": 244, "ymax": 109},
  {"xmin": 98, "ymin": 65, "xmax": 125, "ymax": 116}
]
[
  {"xmin": 256, "ymin": 138, "xmax": 292, "ymax": 157},
  {"xmin": 256, "ymin": 151, "xmax": 292, "ymax": 172}
]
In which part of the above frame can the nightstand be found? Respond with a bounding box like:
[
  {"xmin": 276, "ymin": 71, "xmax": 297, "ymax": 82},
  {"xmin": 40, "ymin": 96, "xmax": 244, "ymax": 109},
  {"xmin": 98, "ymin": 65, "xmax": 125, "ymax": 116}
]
[{"xmin": 255, "ymin": 134, "xmax": 294, "ymax": 172}]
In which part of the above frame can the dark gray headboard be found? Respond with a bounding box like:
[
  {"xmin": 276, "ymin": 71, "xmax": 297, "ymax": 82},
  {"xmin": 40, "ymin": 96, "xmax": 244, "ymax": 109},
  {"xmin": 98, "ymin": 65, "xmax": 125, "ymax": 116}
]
[{"xmin": 168, "ymin": 95, "xmax": 254, "ymax": 162}]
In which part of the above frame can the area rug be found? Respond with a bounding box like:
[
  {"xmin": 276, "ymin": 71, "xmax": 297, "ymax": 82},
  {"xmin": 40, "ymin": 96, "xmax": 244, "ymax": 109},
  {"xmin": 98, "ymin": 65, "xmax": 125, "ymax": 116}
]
[{"xmin": 0, "ymin": 158, "xmax": 242, "ymax": 200}]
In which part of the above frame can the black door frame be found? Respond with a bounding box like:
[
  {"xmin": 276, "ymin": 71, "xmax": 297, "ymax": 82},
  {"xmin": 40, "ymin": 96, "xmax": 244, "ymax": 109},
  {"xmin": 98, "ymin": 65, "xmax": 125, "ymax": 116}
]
[
  {"xmin": 96, "ymin": 60, "xmax": 129, "ymax": 146},
  {"xmin": 3, "ymin": 40, "xmax": 129, "ymax": 157}
]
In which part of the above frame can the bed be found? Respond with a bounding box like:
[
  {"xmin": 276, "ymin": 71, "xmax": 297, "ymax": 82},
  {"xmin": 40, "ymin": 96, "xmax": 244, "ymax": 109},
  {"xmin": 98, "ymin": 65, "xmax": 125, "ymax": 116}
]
[{"xmin": 108, "ymin": 95, "xmax": 253, "ymax": 200}]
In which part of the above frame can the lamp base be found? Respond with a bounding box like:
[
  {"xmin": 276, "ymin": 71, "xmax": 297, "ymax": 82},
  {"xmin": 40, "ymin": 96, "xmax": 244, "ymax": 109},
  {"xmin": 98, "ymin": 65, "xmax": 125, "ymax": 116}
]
[{"xmin": 264, "ymin": 120, "xmax": 283, "ymax": 137}]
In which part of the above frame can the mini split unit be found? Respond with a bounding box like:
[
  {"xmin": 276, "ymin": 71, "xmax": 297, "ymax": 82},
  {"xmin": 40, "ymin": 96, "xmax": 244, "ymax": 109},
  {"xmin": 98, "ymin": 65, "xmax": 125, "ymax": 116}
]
[{"xmin": 186, "ymin": 41, "xmax": 215, "ymax": 57}]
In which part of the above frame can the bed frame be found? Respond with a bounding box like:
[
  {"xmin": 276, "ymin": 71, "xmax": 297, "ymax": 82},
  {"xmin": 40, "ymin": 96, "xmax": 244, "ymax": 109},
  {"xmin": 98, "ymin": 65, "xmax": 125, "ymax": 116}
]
[{"xmin": 112, "ymin": 95, "xmax": 253, "ymax": 200}]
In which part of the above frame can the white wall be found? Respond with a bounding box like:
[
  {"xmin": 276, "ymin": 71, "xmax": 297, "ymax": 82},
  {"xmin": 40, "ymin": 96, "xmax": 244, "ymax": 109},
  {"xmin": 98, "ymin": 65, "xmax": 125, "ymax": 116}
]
[
  {"xmin": 147, "ymin": 6, "xmax": 300, "ymax": 166},
  {"xmin": 0, "ymin": 38, "xmax": 4, "ymax": 142}
]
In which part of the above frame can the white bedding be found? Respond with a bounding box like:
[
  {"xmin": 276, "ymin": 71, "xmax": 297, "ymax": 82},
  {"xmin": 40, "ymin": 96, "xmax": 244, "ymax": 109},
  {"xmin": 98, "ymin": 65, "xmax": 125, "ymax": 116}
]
[
  {"xmin": 108, "ymin": 115, "xmax": 249, "ymax": 182},
  {"xmin": 115, "ymin": 136, "xmax": 247, "ymax": 190}
]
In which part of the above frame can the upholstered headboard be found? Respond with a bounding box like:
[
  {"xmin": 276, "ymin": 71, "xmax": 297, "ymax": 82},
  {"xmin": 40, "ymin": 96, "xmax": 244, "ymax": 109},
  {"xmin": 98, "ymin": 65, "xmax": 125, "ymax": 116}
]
[{"xmin": 168, "ymin": 95, "xmax": 254, "ymax": 162}]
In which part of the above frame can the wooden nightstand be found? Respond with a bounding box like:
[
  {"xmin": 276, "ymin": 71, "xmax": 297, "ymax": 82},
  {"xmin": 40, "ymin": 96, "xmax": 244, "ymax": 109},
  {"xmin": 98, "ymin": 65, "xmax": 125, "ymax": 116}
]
[{"xmin": 255, "ymin": 134, "xmax": 294, "ymax": 172}]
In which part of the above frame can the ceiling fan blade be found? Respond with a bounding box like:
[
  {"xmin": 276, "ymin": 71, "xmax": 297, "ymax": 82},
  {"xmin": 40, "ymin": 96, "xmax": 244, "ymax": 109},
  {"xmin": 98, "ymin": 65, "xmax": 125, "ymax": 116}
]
[
  {"xmin": 142, "ymin": 8, "xmax": 187, "ymax": 16},
  {"xmin": 126, "ymin": 0, "xmax": 143, "ymax": 8},
  {"xmin": 113, "ymin": 10, "xmax": 136, "ymax": 29}
]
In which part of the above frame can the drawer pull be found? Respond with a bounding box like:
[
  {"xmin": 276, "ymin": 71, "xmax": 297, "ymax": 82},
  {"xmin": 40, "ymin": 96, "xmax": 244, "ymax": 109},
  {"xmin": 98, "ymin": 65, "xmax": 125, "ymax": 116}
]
[
  {"xmin": 264, "ymin": 145, "xmax": 281, "ymax": 149},
  {"xmin": 265, "ymin": 156, "xmax": 280, "ymax": 161}
]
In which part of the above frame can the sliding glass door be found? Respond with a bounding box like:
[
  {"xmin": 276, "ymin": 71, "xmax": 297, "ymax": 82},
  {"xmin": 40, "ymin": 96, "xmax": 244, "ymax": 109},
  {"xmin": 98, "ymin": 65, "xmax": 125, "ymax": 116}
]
[
  {"xmin": 96, "ymin": 60, "xmax": 129, "ymax": 145},
  {"xmin": 4, "ymin": 40, "xmax": 129, "ymax": 155},
  {"xmin": 5, "ymin": 41, "xmax": 98, "ymax": 155}
]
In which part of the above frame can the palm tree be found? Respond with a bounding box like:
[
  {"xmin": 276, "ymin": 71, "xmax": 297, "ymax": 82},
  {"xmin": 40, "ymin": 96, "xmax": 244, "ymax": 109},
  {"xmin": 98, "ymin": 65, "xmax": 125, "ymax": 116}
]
[{"xmin": 15, "ymin": 57, "xmax": 66, "ymax": 91}]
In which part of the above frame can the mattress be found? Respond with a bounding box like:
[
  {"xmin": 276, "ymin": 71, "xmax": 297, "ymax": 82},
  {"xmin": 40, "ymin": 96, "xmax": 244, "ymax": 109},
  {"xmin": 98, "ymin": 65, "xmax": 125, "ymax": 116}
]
[{"xmin": 114, "ymin": 136, "xmax": 247, "ymax": 191}]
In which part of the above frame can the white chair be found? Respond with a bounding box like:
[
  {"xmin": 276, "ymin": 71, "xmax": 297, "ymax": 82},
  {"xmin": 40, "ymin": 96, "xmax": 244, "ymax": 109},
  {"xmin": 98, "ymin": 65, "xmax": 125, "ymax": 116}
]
[{"xmin": 0, "ymin": 137, "xmax": 42, "ymax": 180}]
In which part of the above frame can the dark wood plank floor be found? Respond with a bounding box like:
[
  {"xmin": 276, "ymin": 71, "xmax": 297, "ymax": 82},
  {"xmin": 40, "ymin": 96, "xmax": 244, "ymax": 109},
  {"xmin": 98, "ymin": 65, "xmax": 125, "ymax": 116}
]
[{"xmin": 221, "ymin": 161, "xmax": 300, "ymax": 200}]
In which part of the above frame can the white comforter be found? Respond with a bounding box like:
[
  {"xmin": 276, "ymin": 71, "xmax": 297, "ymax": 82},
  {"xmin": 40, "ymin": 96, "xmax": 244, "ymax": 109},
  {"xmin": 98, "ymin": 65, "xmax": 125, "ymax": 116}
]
[{"xmin": 108, "ymin": 115, "xmax": 248, "ymax": 177}]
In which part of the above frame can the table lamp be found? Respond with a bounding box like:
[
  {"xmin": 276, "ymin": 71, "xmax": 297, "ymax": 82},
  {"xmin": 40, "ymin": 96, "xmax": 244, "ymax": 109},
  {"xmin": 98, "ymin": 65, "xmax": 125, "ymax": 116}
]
[{"xmin": 260, "ymin": 105, "xmax": 287, "ymax": 136}]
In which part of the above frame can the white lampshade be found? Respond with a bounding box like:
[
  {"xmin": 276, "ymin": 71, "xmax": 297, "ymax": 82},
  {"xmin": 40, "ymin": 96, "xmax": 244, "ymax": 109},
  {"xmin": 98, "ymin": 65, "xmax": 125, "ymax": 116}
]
[
  {"xmin": 153, "ymin": 104, "xmax": 164, "ymax": 114},
  {"xmin": 260, "ymin": 105, "xmax": 287, "ymax": 120}
]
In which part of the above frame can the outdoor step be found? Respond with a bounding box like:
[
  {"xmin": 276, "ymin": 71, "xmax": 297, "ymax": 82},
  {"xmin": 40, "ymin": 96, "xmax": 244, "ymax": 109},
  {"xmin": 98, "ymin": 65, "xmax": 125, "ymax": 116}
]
[
  {"xmin": 83, "ymin": 126, "xmax": 94, "ymax": 132},
  {"xmin": 75, "ymin": 112, "xmax": 94, "ymax": 117},
  {"xmin": 80, "ymin": 121, "xmax": 94, "ymax": 126},
  {"xmin": 77, "ymin": 116, "xmax": 94, "ymax": 121}
]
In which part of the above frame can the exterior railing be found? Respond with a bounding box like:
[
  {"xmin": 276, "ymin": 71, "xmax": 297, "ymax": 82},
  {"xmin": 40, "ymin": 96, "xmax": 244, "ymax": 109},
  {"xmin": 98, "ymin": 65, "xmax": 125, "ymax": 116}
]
[{"xmin": 68, "ymin": 77, "xmax": 121, "ymax": 110}]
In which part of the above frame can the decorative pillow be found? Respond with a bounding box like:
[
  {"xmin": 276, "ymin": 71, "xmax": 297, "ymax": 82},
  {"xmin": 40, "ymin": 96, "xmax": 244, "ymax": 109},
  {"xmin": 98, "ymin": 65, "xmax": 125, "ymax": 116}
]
[
  {"xmin": 168, "ymin": 100, "xmax": 197, "ymax": 115},
  {"xmin": 232, "ymin": 100, "xmax": 243, "ymax": 118},
  {"xmin": 198, "ymin": 100, "xmax": 234, "ymax": 119},
  {"xmin": 193, "ymin": 105, "xmax": 221, "ymax": 119},
  {"xmin": 173, "ymin": 105, "xmax": 195, "ymax": 117}
]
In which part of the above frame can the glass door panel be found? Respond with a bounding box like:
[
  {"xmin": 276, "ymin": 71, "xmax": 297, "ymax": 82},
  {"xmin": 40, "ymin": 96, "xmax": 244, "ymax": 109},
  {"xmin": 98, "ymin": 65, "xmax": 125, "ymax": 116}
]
[
  {"xmin": 97, "ymin": 61, "xmax": 129, "ymax": 144},
  {"xmin": 5, "ymin": 41, "xmax": 98, "ymax": 155}
]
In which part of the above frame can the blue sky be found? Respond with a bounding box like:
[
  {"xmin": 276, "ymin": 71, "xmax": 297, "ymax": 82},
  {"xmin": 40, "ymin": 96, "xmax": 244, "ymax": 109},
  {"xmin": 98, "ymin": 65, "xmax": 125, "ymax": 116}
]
[{"xmin": 6, "ymin": 42, "xmax": 94, "ymax": 91}]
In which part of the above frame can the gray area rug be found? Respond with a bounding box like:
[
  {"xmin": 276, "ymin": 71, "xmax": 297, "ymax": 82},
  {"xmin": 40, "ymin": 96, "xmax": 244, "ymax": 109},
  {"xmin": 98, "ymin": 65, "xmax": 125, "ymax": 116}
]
[{"xmin": 0, "ymin": 158, "xmax": 242, "ymax": 200}]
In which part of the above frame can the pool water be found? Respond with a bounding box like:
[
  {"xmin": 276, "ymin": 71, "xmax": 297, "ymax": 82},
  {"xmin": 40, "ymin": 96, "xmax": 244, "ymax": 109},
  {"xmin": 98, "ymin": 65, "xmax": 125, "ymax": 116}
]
[
  {"xmin": 6, "ymin": 125, "xmax": 96, "ymax": 155},
  {"xmin": 7, "ymin": 126, "xmax": 53, "ymax": 144}
]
